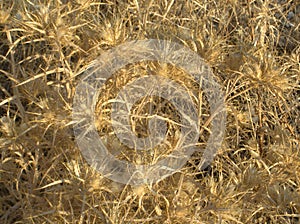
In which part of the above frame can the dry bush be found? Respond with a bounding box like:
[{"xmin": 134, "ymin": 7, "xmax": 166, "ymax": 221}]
[{"xmin": 0, "ymin": 0, "xmax": 299, "ymax": 223}]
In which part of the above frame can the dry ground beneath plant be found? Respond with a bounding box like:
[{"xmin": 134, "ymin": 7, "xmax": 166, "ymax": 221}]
[{"xmin": 0, "ymin": 0, "xmax": 299, "ymax": 223}]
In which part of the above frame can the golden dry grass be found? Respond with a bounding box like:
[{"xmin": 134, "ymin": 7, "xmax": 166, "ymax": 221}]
[{"xmin": 0, "ymin": 0, "xmax": 299, "ymax": 223}]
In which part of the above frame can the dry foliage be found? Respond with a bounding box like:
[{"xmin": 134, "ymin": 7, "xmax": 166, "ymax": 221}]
[{"xmin": 0, "ymin": 0, "xmax": 299, "ymax": 223}]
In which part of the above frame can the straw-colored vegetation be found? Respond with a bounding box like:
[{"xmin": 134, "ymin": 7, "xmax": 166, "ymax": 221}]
[{"xmin": 0, "ymin": 0, "xmax": 299, "ymax": 223}]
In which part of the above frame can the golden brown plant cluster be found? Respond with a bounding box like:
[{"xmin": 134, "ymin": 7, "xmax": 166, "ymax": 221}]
[{"xmin": 0, "ymin": 0, "xmax": 299, "ymax": 223}]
